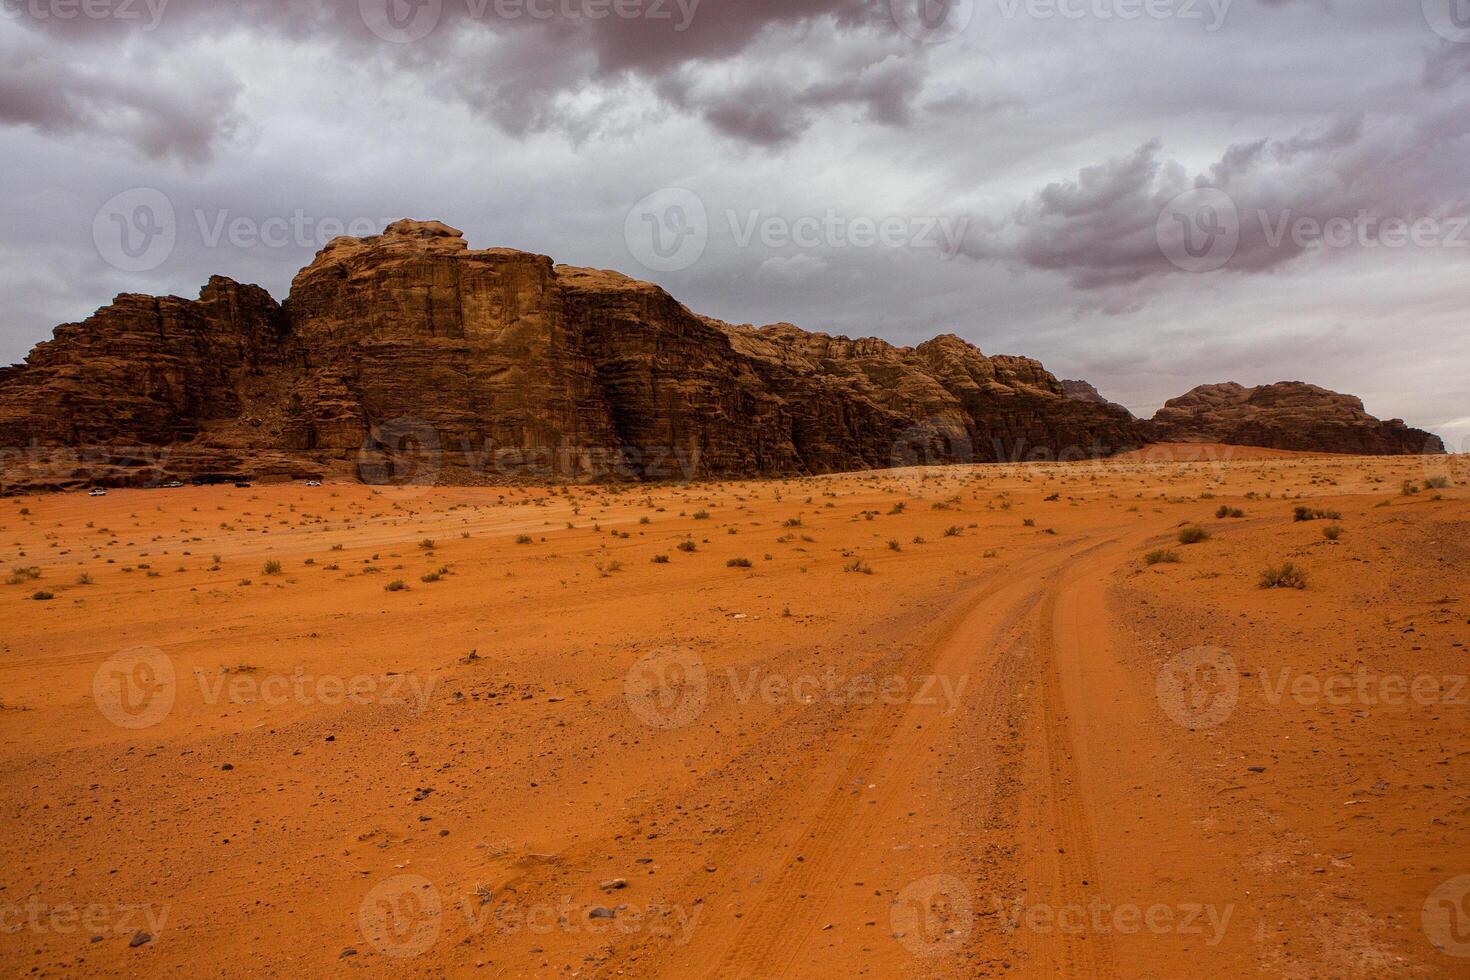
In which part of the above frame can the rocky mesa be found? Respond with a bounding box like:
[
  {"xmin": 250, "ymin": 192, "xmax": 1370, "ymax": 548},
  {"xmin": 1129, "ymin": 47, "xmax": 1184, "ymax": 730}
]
[
  {"xmin": 1148, "ymin": 382, "xmax": 1445, "ymax": 456},
  {"xmin": 0, "ymin": 220, "xmax": 1444, "ymax": 491}
]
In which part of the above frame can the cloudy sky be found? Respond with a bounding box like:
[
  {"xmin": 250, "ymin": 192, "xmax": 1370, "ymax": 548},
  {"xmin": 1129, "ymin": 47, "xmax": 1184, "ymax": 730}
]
[{"xmin": 1, "ymin": 0, "xmax": 1466, "ymax": 448}]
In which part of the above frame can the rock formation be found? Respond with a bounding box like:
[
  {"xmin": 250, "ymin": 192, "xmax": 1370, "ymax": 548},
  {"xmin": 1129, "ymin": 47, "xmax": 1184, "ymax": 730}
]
[
  {"xmin": 0, "ymin": 220, "xmax": 1442, "ymax": 492},
  {"xmin": 1149, "ymin": 382, "xmax": 1445, "ymax": 456},
  {"xmin": 1062, "ymin": 380, "xmax": 1134, "ymax": 418}
]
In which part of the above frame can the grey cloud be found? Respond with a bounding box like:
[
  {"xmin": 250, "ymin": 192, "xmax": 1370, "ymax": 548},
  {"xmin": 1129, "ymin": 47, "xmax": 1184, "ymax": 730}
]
[
  {"xmin": 0, "ymin": 40, "xmax": 240, "ymax": 162},
  {"xmin": 3, "ymin": 0, "xmax": 915, "ymax": 147},
  {"xmin": 968, "ymin": 110, "xmax": 1470, "ymax": 291}
]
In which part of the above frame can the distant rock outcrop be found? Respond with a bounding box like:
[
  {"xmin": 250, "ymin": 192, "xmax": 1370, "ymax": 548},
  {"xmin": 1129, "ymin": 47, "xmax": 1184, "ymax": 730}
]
[
  {"xmin": 0, "ymin": 220, "xmax": 1147, "ymax": 491},
  {"xmin": 1149, "ymin": 382, "xmax": 1445, "ymax": 456},
  {"xmin": 1062, "ymin": 380, "xmax": 1134, "ymax": 418}
]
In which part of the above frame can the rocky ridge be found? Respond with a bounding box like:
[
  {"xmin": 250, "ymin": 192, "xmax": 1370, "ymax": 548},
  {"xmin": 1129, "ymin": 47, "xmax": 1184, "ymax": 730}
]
[
  {"xmin": 1148, "ymin": 382, "xmax": 1444, "ymax": 456},
  {"xmin": 0, "ymin": 221, "xmax": 1443, "ymax": 491}
]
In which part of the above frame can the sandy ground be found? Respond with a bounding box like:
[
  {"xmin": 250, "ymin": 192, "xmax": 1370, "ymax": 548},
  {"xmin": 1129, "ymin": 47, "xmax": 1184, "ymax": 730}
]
[{"xmin": 1, "ymin": 446, "xmax": 1467, "ymax": 978}]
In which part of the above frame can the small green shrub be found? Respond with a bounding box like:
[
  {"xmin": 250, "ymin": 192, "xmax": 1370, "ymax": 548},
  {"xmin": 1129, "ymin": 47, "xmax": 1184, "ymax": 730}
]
[
  {"xmin": 726, "ymin": 557, "xmax": 752, "ymax": 568},
  {"xmin": 1145, "ymin": 549, "xmax": 1180, "ymax": 565},
  {"xmin": 1177, "ymin": 525, "xmax": 1209, "ymax": 545}
]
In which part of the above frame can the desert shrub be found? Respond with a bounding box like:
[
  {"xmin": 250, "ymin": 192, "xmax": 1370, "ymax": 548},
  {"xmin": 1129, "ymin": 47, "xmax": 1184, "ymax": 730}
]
[
  {"xmin": 262, "ymin": 560, "xmax": 283, "ymax": 576},
  {"xmin": 421, "ymin": 571, "xmax": 442, "ymax": 583},
  {"xmin": 782, "ymin": 518, "xmax": 803, "ymax": 528},
  {"xmin": 1177, "ymin": 525, "xmax": 1209, "ymax": 545},
  {"xmin": 1401, "ymin": 481, "xmax": 1420, "ymax": 496},
  {"xmin": 693, "ymin": 510, "xmax": 710, "ymax": 520},
  {"xmin": 1023, "ymin": 518, "xmax": 1036, "ymax": 527},
  {"xmin": 651, "ymin": 554, "xmax": 670, "ymax": 564},
  {"xmin": 726, "ymin": 557, "xmax": 752, "ymax": 568},
  {"xmin": 1425, "ymin": 476, "xmax": 1451, "ymax": 490},
  {"xmin": 515, "ymin": 534, "xmax": 533, "ymax": 544},
  {"xmin": 1259, "ymin": 563, "xmax": 1308, "ymax": 590},
  {"xmin": 32, "ymin": 590, "xmax": 54, "ymax": 601},
  {"xmin": 384, "ymin": 580, "xmax": 408, "ymax": 592},
  {"xmin": 676, "ymin": 539, "xmax": 697, "ymax": 553},
  {"xmin": 943, "ymin": 526, "xmax": 962, "ymax": 537},
  {"xmin": 887, "ymin": 539, "xmax": 902, "ymax": 551},
  {"xmin": 1294, "ymin": 506, "xmax": 1341, "ymax": 522},
  {"xmin": 419, "ymin": 538, "xmax": 436, "ymax": 550},
  {"xmin": 844, "ymin": 559, "xmax": 873, "ymax": 574},
  {"xmin": 76, "ymin": 573, "xmax": 93, "ymax": 585},
  {"xmin": 1322, "ymin": 524, "xmax": 1343, "ymax": 541},
  {"xmin": 1216, "ymin": 506, "xmax": 1244, "ymax": 519},
  {"xmin": 1145, "ymin": 549, "xmax": 1181, "ymax": 565}
]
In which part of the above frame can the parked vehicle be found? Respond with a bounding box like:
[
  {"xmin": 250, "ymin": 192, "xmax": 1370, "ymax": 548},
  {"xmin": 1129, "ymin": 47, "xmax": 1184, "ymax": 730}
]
[{"xmin": 88, "ymin": 487, "xmax": 107, "ymax": 497}]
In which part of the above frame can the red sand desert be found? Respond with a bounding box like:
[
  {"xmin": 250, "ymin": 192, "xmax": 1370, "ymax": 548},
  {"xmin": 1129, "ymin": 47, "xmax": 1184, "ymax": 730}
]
[{"xmin": 2, "ymin": 448, "xmax": 1468, "ymax": 977}]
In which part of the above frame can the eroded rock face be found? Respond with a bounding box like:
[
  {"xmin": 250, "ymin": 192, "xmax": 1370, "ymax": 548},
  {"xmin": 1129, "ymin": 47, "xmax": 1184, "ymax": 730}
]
[
  {"xmin": 1149, "ymin": 382, "xmax": 1445, "ymax": 455},
  {"xmin": 0, "ymin": 220, "xmax": 1435, "ymax": 491}
]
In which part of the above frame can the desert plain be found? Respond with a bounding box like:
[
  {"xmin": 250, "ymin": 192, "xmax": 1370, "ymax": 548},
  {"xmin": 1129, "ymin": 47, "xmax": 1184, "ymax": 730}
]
[{"xmin": 1, "ymin": 446, "xmax": 1468, "ymax": 978}]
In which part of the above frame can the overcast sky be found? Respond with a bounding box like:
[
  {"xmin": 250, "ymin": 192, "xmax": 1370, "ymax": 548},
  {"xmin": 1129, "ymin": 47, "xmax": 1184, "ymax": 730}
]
[{"xmin": 1, "ymin": 0, "xmax": 1466, "ymax": 448}]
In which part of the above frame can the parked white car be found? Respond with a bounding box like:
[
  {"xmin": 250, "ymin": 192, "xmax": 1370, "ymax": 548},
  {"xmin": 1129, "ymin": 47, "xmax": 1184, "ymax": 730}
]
[{"xmin": 88, "ymin": 487, "xmax": 107, "ymax": 497}]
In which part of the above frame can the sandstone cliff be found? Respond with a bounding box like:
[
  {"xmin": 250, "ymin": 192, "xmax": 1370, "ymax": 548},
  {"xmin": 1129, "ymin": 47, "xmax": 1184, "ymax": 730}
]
[
  {"xmin": 1149, "ymin": 382, "xmax": 1445, "ymax": 456},
  {"xmin": 0, "ymin": 221, "xmax": 1439, "ymax": 491}
]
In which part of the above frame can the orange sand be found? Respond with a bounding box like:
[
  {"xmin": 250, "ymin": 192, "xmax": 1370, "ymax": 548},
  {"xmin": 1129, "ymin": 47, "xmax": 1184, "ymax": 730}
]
[{"xmin": 1, "ymin": 449, "xmax": 1467, "ymax": 977}]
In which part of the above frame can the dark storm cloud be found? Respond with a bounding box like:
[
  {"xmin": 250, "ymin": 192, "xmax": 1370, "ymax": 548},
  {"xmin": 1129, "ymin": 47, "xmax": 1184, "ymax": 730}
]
[
  {"xmin": 2, "ymin": 0, "xmax": 914, "ymax": 146},
  {"xmin": 968, "ymin": 109, "xmax": 1470, "ymax": 290}
]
